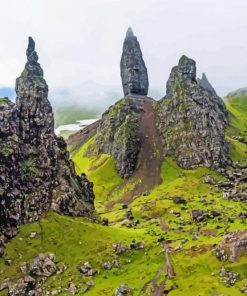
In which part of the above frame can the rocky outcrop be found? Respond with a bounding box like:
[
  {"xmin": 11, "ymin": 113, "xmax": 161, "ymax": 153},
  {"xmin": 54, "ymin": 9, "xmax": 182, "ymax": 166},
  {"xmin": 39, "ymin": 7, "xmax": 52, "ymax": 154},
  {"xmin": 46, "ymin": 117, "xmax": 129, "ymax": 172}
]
[
  {"xmin": 197, "ymin": 73, "xmax": 216, "ymax": 96},
  {"xmin": 158, "ymin": 55, "xmax": 230, "ymax": 169},
  {"xmin": 0, "ymin": 253, "xmax": 66, "ymax": 295},
  {"xmin": 0, "ymin": 37, "xmax": 94, "ymax": 242},
  {"xmin": 215, "ymin": 231, "xmax": 247, "ymax": 262},
  {"xmin": 120, "ymin": 28, "xmax": 149, "ymax": 96},
  {"xmin": 95, "ymin": 97, "xmax": 142, "ymax": 178}
]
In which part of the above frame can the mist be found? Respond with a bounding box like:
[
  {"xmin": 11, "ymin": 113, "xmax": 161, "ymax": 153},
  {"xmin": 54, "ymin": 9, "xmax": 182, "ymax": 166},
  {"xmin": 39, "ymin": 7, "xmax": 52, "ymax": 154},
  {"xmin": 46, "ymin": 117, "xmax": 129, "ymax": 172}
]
[{"xmin": 0, "ymin": 0, "xmax": 247, "ymax": 107}]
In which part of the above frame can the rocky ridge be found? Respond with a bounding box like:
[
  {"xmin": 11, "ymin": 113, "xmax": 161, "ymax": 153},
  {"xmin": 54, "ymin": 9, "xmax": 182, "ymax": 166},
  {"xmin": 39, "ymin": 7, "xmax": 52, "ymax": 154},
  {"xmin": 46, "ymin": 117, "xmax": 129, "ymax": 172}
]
[
  {"xmin": 158, "ymin": 55, "xmax": 230, "ymax": 169},
  {"xmin": 0, "ymin": 37, "xmax": 94, "ymax": 245},
  {"xmin": 72, "ymin": 37, "xmax": 232, "ymax": 181}
]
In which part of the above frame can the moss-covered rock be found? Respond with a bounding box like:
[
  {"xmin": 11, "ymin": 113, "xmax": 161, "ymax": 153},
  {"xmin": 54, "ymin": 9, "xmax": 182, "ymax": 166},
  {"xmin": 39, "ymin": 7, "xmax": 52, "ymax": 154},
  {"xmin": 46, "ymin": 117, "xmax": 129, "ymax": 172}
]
[
  {"xmin": 158, "ymin": 55, "xmax": 230, "ymax": 169},
  {"xmin": 95, "ymin": 97, "xmax": 141, "ymax": 178}
]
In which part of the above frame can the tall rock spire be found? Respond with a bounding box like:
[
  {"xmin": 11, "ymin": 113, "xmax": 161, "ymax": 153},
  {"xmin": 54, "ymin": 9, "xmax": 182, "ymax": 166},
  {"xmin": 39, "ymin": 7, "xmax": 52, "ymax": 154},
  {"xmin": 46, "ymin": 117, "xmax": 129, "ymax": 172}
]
[
  {"xmin": 120, "ymin": 28, "xmax": 149, "ymax": 96},
  {"xmin": 15, "ymin": 37, "xmax": 52, "ymax": 144},
  {"xmin": 0, "ymin": 37, "xmax": 94, "ymax": 243}
]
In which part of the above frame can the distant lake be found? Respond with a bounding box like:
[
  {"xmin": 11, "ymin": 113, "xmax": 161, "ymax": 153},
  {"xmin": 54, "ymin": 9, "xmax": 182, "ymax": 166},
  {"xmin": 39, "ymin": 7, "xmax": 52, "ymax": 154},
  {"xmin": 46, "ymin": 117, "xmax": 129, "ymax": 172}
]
[{"xmin": 55, "ymin": 119, "xmax": 98, "ymax": 136}]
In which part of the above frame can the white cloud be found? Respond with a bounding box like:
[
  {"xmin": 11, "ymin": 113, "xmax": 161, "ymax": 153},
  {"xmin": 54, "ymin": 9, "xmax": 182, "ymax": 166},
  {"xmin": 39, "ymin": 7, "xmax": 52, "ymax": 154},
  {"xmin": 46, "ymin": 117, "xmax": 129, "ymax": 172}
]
[{"xmin": 0, "ymin": 0, "xmax": 246, "ymax": 101}]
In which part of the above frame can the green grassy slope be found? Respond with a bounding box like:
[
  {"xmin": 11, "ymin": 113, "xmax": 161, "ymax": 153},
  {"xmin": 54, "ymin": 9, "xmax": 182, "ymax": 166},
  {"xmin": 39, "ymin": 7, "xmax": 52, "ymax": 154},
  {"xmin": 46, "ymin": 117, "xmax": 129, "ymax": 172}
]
[
  {"xmin": 0, "ymin": 213, "xmax": 159, "ymax": 295},
  {"xmin": 0, "ymin": 95, "xmax": 246, "ymax": 295},
  {"xmin": 225, "ymin": 95, "xmax": 247, "ymax": 137},
  {"xmin": 54, "ymin": 105, "xmax": 99, "ymax": 128},
  {"xmin": 225, "ymin": 94, "xmax": 247, "ymax": 164}
]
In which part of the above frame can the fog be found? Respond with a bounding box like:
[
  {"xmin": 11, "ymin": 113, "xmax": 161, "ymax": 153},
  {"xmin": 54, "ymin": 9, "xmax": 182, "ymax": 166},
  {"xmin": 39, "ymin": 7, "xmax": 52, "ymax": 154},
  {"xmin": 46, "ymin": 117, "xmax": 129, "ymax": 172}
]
[{"xmin": 0, "ymin": 0, "xmax": 247, "ymax": 106}]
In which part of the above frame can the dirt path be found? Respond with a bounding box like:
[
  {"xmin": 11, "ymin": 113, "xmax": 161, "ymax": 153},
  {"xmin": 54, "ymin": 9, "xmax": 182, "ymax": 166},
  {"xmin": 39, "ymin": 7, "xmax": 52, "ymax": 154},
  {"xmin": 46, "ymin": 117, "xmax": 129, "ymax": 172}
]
[
  {"xmin": 120, "ymin": 98, "xmax": 164, "ymax": 204},
  {"xmin": 141, "ymin": 240, "xmax": 175, "ymax": 296},
  {"xmin": 151, "ymin": 219, "xmax": 175, "ymax": 295}
]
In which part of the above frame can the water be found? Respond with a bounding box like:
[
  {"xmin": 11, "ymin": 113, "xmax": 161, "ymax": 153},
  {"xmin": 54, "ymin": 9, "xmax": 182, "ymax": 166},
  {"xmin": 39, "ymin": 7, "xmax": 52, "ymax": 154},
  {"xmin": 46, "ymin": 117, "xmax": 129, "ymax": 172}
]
[{"xmin": 55, "ymin": 119, "xmax": 98, "ymax": 135}]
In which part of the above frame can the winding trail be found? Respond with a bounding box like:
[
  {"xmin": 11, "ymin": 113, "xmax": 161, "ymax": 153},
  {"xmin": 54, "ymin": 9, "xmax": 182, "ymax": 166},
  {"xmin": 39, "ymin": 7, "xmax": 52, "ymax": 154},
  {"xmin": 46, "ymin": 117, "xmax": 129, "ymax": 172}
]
[{"xmin": 141, "ymin": 218, "xmax": 175, "ymax": 296}]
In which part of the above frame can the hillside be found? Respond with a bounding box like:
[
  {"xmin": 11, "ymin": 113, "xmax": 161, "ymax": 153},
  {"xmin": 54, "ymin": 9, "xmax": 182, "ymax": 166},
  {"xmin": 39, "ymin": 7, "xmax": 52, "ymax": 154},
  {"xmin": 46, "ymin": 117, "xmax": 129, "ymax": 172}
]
[
  {"xmin": 0, "ymin": 31, "xmax": 247, "ymax": 296},
  {"xmin": 1, "ymin": 92, "xmax": 246, "ymax": 295}
]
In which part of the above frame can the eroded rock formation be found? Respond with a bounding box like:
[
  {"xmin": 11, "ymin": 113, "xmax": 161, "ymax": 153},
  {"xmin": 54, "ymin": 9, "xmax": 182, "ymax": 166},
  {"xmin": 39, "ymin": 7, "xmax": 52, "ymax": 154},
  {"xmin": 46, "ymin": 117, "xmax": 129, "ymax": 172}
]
[
  {"xmin": 120, "ymin": 28, "xmax": 149, "ymax": 96},
  {"xmin": 158, "ymin": 55, "xmax": 230, "ymax": 169},
  {"xmin": 95, "ymin": 98, "xmax": 141, "ymax": 178},
  {"xmin": 0, "ymin": 37, "xmax": 94, "ymax": 242}
]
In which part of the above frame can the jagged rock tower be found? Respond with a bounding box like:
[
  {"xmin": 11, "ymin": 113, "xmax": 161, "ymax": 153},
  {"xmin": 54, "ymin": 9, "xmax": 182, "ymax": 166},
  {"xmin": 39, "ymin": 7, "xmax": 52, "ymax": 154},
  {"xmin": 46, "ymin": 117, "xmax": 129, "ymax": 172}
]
[
  {"xmin": 0, "ymin": 37, "xmax": 94, "ymax": 244},
  {"xmin": 92, "ymin": 28, "xmax": 152, "ymax": 179},
  {"xmin": 158, "ymin": 55, "xmax": 230, "ymax": 169},
  {"xmin": 120, "ymin": 28, "xmax": 149, "ymax": 96}
]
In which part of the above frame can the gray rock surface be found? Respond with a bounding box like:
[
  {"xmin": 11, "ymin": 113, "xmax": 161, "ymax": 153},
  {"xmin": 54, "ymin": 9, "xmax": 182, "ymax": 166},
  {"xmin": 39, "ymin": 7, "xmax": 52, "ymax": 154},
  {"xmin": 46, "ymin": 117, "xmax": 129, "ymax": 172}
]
[
  {"xmin": 215, "ymin": 230, "xmax": 247, "ymax": 262},
  {"xmin": 0, "ymin": 37, "xmax": 95, "ymax": 244},
  {"xmin": 158, "ymin": 55, "xmax": 230, "ymax": 169},
  {"xmin": 120, "ymin": 28, "xmax": 149, "ymax": 96},
  {"xmin": 197, "ymin": 73, "xmax": 216, "ymax": 96},
  {"xmin": 29, "ymin": 253, "xmax": 57, "ymax": 277},
  {"xmin": 115, "ymin": 284, "xmax": 133, "ymax": 296},
  {"xmin": 95, "ymin": 97, "xmax": 141, "ymax": 178}
]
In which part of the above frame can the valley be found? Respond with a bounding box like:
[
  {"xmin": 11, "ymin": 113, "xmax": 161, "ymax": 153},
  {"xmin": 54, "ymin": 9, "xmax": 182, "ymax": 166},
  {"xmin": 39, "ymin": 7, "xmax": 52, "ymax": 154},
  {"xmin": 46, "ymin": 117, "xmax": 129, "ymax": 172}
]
[{"xmin": 0, "ymin": 27, "xmax": 246, "ymax": 296}]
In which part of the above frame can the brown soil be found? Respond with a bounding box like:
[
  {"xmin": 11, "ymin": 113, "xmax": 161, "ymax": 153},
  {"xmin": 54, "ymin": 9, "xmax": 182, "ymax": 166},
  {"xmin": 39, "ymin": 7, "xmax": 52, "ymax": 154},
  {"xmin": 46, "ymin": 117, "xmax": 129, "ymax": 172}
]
[
  {"xmin": 67, "ymin": 97, "xmax": 164, "ymax": 209},
  {"xmin": 160, "ymin": 217, "xmax": 170, "ymax": 231},
  {"xmin": 116, "ymin": 98, "xmax": 164, "ymax": 206}
]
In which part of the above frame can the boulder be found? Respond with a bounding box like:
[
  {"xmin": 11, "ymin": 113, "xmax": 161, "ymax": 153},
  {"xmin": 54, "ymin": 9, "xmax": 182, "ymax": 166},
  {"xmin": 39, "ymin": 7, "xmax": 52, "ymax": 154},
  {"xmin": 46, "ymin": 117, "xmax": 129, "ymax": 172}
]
[
  {"xmin": 29, "ymin": 253, "xmax": 56, "ymax": 277},
  {"xmin": 215, "ymin": 230, "xmax": 247, "ymax": 262},
  {"xmin": 113, "ymin": 242, "xmax": 129, "ymax": 255},
  {"xmin": 191, "ymin": 210, "xmax": 207, "ymax": 222},
  {"xmin": 79, "ymin": 262, "xmax": 97, "ymax": 277},
  {"xmin": 115, "ymin": 284, "xmax": 133, "ymax": 296}
]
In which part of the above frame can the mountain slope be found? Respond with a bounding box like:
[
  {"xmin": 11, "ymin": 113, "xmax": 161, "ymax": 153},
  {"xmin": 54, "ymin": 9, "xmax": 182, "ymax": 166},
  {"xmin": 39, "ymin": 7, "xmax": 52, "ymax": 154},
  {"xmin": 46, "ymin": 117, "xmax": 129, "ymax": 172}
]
[
  {"xmin": 225, "ymin": 91, "xmax": 247, "ymax": 165},
  {"xmin": 0, "ymin": 32, "xmax": 247, "ymax": 296},
  {"xmin": 63, "ymin": 58, "xmax": 247, "ymax": 295}
]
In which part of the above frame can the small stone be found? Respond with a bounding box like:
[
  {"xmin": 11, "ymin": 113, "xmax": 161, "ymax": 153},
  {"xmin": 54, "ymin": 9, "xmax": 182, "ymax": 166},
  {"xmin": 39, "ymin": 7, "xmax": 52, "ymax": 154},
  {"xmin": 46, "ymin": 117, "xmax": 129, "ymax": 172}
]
[
  {"xmin": 101, "ymin": 217, "xmax": 109, "ymax": 226},
  {"xmin": 86, "ymin": 280, "xmax": 94, "ymax": 287},
  {"xmin": 172, "ymin": 196, "xmax": 187, "ymax": 204},
  {"xmin": 113, "ymin": 242, "xmax": 129, "ymax": 255},
  {"xmin": 29, "ymin": 232, "xmax": 37, "ymax": 239}
]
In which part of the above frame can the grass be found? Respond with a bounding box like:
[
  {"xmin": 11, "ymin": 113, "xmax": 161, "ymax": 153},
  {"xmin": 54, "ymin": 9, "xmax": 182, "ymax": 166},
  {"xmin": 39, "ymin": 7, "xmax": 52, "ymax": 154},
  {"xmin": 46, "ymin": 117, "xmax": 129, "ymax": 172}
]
[
  {"xmin": 225, "ymin": 95, "xmax": 247, "ymax": 138},
  {"xmin": 0, "ymin": 213, "xmax": 159, "ymax": 296},
  {"xmin": 225, "ymin": 95, "xmax": 247, "ymax": 164},
  {"xmin": 54, "ymin": 105, "xmax": 100, "ymax": 128},
  {"xmin": 0, "ymin": 97, "xmax": 9, "ymax": 105},
  {"xmin": 70, "ymin": 136, "xmax": 125, "ymax": 212},
  {"xmin": 0, "ymin": 95, "xmax": 246, "ymax": 295}
]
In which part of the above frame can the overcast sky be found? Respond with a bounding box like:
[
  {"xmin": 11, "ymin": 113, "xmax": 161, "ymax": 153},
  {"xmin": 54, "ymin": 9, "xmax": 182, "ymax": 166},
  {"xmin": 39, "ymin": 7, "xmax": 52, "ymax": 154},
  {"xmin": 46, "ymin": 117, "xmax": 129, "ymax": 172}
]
[{"xmin": 0, "ymin": 0, "xmax": 247, "ymax": 105}]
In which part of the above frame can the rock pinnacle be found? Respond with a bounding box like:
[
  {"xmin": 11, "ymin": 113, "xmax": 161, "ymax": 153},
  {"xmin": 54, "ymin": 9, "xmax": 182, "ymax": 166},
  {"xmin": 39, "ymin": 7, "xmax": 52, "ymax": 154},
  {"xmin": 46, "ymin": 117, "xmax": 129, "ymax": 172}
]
[{"xmin": 120, "ymin": 28, "xmax": 149, "ymax": 96}]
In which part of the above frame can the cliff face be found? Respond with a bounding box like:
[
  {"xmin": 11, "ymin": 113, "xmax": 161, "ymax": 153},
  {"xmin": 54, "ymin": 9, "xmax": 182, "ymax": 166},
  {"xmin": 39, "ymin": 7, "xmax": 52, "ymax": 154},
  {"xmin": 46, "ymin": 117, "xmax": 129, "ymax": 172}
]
[
  {"xmin": 95, "ymin": 98, "xmax": 141, "ymax": 178},
  {"xmin": 158, "ymin": 55, "xmax": 230, "ymax": 169},
  {"xmin": 0, "ymin": 38, "xmax": 94, "ymax": 240}
]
